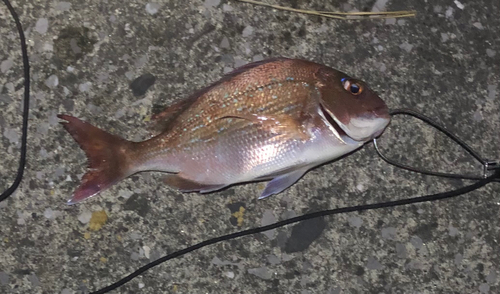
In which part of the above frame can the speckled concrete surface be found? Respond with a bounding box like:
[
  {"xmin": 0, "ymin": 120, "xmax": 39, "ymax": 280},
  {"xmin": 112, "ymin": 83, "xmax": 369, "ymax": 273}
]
[{"xmin": 1, "ymin": 0, "xmax": 499, "ymax": 293}]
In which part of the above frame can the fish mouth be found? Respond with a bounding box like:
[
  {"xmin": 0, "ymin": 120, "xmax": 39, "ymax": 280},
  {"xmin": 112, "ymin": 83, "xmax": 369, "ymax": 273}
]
[{"xmin": 319, "ymin": 105, "xmax": 390, "ymax": 142}]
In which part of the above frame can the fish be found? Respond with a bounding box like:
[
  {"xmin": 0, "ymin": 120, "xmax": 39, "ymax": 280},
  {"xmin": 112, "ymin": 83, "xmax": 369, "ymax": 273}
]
[{"xmin": 58, "ymin": 57, "xmax": 390, "ymax": 205}]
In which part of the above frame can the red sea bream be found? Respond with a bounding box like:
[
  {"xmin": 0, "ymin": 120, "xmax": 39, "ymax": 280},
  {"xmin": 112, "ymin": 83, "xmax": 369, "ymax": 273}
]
[{"xmin": 58, "ymin": 58, "xmax": 390, "ymax": 204}]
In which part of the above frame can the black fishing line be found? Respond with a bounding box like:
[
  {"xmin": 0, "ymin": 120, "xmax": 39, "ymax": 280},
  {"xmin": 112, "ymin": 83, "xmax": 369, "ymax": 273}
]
[
  {"xmin": 1, "ymin": 1, "xmax": 498, "ymax": 294},
  {"xmin": 374, "ymin": 109, "xmax": 499, "ymax": 182},
  {"xmin": 90, "ymin": 171, "xmax": 499, "ymax": 294},
  {"xmin": 0, "ymin": 0, "xmax": 31, "ymax": 202}
]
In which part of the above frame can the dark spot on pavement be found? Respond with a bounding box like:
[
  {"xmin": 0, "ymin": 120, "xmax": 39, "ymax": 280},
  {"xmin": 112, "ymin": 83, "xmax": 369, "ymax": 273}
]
[
  {"xmin": 123, "ymin": 194, "xmax": 150, "ymax": 217},
  {"xmin": 356, "ymin": 265, "xmax": 365, "ymax": 276},
  {"xmin": 284, "ymin": 216, "xmax": 326, "ymax": 253},
  {"xmin": 412, "ymin": 221, "xmax": 438, "ymax": 243},
  {"xmin": 54, "ymin": 27, "xmax": 97, "ymax": 67},
  {"xmin": 130, "ymin": 73, "xmax": 156, "ymax": 96}
]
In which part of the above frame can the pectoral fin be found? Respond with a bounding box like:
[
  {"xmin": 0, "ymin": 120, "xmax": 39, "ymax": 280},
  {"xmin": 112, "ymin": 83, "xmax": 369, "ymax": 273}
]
[
  {"xmin": 219, "ymin": 113, "xmax": 309, "ymax": 141},
  {"xmin": 259, "ymin": 167, "xmax": 310, "ymax": 199}
]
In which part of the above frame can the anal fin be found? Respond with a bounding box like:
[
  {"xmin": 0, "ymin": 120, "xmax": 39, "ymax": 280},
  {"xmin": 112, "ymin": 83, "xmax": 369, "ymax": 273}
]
[{"xmin": 259, "ymin": 167, "xmax": 310, "ymax": 199}]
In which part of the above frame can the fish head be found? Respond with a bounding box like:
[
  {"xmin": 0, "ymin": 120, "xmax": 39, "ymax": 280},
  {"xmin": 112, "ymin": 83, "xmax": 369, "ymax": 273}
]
[{"xmin": 316, "ymin": 68, "xmax": 391, "ymax": 142}]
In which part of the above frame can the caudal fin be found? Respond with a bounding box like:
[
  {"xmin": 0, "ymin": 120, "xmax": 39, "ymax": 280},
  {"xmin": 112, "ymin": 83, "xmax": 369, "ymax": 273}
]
[{"xmin": 58, "ymin": 114, "xmax": 134, "ymax": 205}]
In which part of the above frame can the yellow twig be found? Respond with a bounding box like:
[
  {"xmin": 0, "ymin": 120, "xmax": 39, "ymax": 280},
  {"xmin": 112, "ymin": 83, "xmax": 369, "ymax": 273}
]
[{"xmin": 236, "ymin": 0, "xmax": 416, "ymax": 20}]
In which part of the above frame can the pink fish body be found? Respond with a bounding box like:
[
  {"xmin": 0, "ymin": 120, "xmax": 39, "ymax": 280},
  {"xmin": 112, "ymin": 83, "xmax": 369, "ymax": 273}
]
[{"xmin": 59, "ymin": 58, "xmax": 390, "ymax": 204}]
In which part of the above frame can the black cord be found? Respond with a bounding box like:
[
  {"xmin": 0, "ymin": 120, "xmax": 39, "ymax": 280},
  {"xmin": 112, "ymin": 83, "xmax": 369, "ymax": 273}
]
[
  {"xmin": 90, "ymin": 170, "xmax": 499, "ymax": 294},
  {"xmin": 373, "ymin": 109, "xmax": 500, "ymax": 182},
  {"xmin": 0, "ymin": 0, "xmax": 30, "ymax": 202}
]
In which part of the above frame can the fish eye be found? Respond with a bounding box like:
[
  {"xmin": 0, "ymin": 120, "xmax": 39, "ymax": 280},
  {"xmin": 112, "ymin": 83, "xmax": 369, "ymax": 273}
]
[{"xmin": 341, "ymin": 78, "xmax": 363, "ymax": 95}]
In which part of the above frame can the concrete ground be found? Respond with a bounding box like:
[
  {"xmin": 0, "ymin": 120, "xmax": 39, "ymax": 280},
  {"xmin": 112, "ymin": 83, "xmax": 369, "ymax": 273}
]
[{"xmin": 0, "ymin": 0, "xmax": 499, "ymax": 293}]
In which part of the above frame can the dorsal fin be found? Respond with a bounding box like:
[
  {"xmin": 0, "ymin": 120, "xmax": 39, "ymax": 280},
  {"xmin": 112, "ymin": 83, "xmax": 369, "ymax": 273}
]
[{"xmin": 222, "ymin": 57, "xmax": 289, "ymax": 78}]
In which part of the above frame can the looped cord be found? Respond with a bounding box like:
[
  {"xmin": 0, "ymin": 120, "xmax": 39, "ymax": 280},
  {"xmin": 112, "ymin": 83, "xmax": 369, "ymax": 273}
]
[{"xmin": 373, "ymin": 109, "xmax": 500, "ymax": 182}]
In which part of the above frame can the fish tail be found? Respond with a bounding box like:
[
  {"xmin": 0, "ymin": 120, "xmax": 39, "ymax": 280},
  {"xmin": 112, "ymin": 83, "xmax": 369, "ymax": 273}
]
[{"xmin": 58, "ymin": 114, "xmax": 135, "ymax": 205}]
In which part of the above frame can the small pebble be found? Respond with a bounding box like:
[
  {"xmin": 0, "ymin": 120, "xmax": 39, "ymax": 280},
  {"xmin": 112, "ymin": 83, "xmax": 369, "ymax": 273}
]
[
  {"xmin": 77, "ymin": 210, "xmax": 92, "ymax": 224},
  {"xmin": 445, "ymin": 7, "xmax": 454, "ymax": 18},
  {"xmin": 45, "ymin": 75, "xmax": 59, "ymax": 88},
  {"xmin": 395, "ymin": 243, "xmax": 407, "ymax": 258},
  {"xmin": 410, "ymin": 235, "xmax": 423, "ymax": 249},
  {"xmin": 35, "ymin": 18, "xmax": 48, "ymax": 34},
  {"xmin": 4, "ymin": 128, "xmax": 20, "ymax": 144},
  {"xmin": 28, "ymin": 273, "xmax": 40, "ymax": 287},
  {"xmin": 399, "ymin": 42, "xmax": 413, "ymax": 52},
  {"xmin": 204, "ymin": 0, "xmax": 220, "ymax": 8},
  {"xmin": 1, "ymin": 59, "xmax": 13, "ymax": 73},
  {"xmin": 454, "ymin": 0, "xmax": 464, "ymax": 10},
  {"xmin": 56, "ymin": 2, "xmax": 72, "ymax": 11},
  {"xmin": 145, "ymin": 3, "xmax": 160, "ymax": 15},
  {"xmin": 473, "ymin": 22, "xmax": 484, "ymax": 29},
  {"xmin": 385, "ymin": 18, "xmax": 396, "ymax": 25},
  {"xmin": 248, "ymin": 267, "xmax": 272, "ymax": 280},
  {"xmin": 371, "ymin": 0, "xmax": 388, "ymax": 12},
  {"xmin": 487, "ymin": 85, "xmax": 497, "ymax": 101},
  {"xmin": 348, "ymin": 216, "xmax": 363, "ymax": 228},
  {"xmin": 242, "ymin": 26, "xmax": 254, "ymax": 37},
  {"xmin": 252, "ymin": 54, "xmax": 264, "ymax": 62},
  {"xmin": 448, "ymin": 225, "xmax": 460, "ymax": 236},
  {"xmin": 0, "ymin": 272, "xmax": 9, "ymax": 285},
  {"xmin": 472, "ymin": 110, "xmax": 483, "ymax": 122},
  {"xmin": 261, "ymin": 210, "xmax": 276, "ymax": 239},
  {"xmin": 366, "ymin": 257, "xmax": 382, "ymax": 270},
  {"xmin": 441, "ymin": 33, "xmax": 449, "ymax": 42},
  {"xmin": 486, "ymin": 270, "xmax": 497, "ymax": 284},
  {"xmin": 78, "ymin": 82, "xmax": 92, "ymax": 92},
  {"xmin": 479, "ymin": 283, "xmax": 490, "ymax": 293},
  {"xmin": 267, "ymin": 254, "xmax": 281, "ymax": 265},
  {"xmin": 234, "ymin": 57, "xmax": 247, "ymax": 68},
  {"xmin": 381, "ymin": 227, "xmax": 397, "ymax": 239},
  {"xmin": 143, "ymin": 246, "xmax": 151, "ymax": 259},
  {"xmin": 44, "ymin": 208, "xmax": 54, "ymax": 219},
  {"xmin": 130, "ymin": 251, "xmax": 140, "ymax": 261},
  {"xmin": 135, "ymin": 55, "xmax": 148, "ymax": 68},
  {"xmin": 220, "ymin": 37, "xmax": 230, "ymax": 49},
  {"xmin": 486, "ymin": 49, "xmax": 496, "ymax": 57}
]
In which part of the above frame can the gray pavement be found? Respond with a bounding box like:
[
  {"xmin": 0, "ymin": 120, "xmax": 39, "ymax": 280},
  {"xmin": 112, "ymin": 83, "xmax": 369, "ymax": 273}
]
[{"xmin": 0, "ymin": 0, "xmax": 499, "ymax": 293}]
